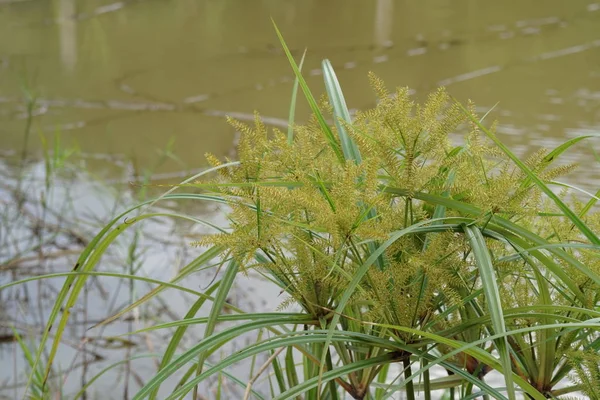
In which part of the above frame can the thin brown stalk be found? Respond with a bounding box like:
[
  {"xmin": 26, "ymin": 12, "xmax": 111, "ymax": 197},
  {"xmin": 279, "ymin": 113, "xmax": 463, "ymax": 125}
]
[{"xmin": 243, "ymin": 347, "xmax": 285, "ymax": 400}]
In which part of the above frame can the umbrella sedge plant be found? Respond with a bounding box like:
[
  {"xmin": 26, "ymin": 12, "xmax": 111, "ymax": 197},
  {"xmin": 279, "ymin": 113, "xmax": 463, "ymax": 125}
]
[{"xmin": 20, "ymin": 25, "xmax": 600, "ymax": 399}]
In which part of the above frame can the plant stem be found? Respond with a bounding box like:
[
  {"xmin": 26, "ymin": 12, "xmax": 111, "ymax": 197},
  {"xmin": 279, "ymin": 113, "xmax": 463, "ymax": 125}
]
[
  {"xmin": 403, "ymin": 356, "xmax": 416, "ymax": 400},
  {"xmin": 423, "ymin": 357, "xmax": 431, "ymax": 400}
]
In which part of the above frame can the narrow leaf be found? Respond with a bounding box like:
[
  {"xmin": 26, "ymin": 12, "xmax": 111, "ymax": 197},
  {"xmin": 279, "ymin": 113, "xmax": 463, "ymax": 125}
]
[
  {"xmin": 456, "ymin": 102, "xmax": 599, "ymax": 246},
  {"xmin": 272, "ymin": 20, "xmax": 344, "ymax": 163},
  {"xmin": 288, "ymin": 50, "xmax": 306, "ymax": 144},
  {"xmin": 462, "ymin": 224, "xmax": 515, "ymax": 400},
  {"xmin": 322, "ymin": 59, "xmax": 361, "ymax": 163}
]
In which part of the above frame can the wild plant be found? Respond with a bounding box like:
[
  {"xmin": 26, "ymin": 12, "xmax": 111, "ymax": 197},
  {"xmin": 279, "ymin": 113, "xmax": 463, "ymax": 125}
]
[{"xmin": 11, "ymin": 27, "xmax": 600, "ymax": 400}]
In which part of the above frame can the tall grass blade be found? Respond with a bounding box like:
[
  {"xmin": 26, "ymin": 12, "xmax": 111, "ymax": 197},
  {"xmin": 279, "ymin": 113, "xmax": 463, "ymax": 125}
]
[
  {"xmin": 192, "ymin": 259, "xmax": 239, "ymax": 398},
  {"xmin": 548, "ymin": 180, "xmax": 600, "ymax": 202},
  {"xmin": 519, "ymin": 136, "xmax": 591, "ymax": 189},
  {"xmin": 42, "ymin": 212, "xmax": 209, "ymax": 386},
  {"xmin": 29, "ymin": 201, "xmax": 150, "ymax": 394},
  {"xmin": 384, "ymin": 187, "xmax": 600, "ymax": 289},
  {"xmin": 149, "ymin": 280, "xmax": 221, "ymax": 400},
  {"xmin": 321, "ymin": 59, "xmax": 361, "ymax": 163},
  {"xmin": 272, "ymin": 20, "xmax": 344, "ymax": 163},
  {"xmin": 91, "ymin": 245, "xmax": 226, "ymax": 330},
  {"xmin": 149, "ymin": 161, "xmax": 240, "ymax": 209},
  {"xmin": 317, "ymin": 219, "xmax": 452, "ymax": 393},
  {"xmin": 375, "ymin": 321, "xmax": 551, "ymax": 400},
  {"xmin": 277, "ymin": 355, "xmax": 396, "ymax": 400},
  {"xmin": 31, "ymin": 195, "xmax": 227, "ymax": 391},
  {"xmin": 578, "ymin": 187, "xmax": 600, "ymax": 217},
  {"xmin": 13, "ymin": 327, "xmax": 46, "ymax": 398},
  {"xmin": 530, "ymin": 265, "xmax": 555, "ymax": 391},
  {"xmin": 321, "ymin": 58, "xmax": 386, "ymax": 272},
  {"xmin": 288, "ymin": 50, "xmax": 306, "ymax": 144},
  {"xmin": 0, "ymin": 271, "xmax": 227, "ymax": 308},
  {"xmin": 456, "ymin": 101, "xmax": 600, "ymax": 246},
  {"xmin": 169, "ymin": 332, "xmax": 396, "ymax": 400},
  {"xmin": 132, "ymin": 316, "xmax": 315, "ymax": 400},
  {"xmin": 270, "ymin": 349, "xmax": 288, "ymax": 395},
  {"xmin": 462, "ymin": 224, "xmax": 515, "ymax": 400}
]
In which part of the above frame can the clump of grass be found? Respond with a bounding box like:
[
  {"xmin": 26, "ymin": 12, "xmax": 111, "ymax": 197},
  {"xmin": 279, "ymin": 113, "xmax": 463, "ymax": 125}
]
[
  {"xmin": 0, "ymin": 105, "xmax": 194, "ymax": 399},
  {"xmin": 16, "ymin": 26, "xmax": 600, "ymax": 400}
]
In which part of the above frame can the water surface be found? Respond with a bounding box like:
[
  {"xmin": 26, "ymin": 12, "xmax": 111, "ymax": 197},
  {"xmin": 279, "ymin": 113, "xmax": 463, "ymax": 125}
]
[{"xmin": 1, "ymin": 0, "xmax": 599, "ymax": 180}]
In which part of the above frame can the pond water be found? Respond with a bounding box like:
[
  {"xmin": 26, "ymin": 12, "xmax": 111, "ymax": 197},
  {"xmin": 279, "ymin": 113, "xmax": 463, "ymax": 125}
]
[
  {"xmin": 0, "ymin": 1, "xmax": 599, "ymax": 399},
  {"xmin": 1, "ymin": 0, "xmax": 599, "ymax": 179}
]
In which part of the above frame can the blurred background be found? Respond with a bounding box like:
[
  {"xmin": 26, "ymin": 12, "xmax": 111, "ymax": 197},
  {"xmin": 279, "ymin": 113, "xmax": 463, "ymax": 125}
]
[
  {"xmin": 0, "ymin": 1, "xmax": 599, "ymax": 398},
  {"xmin": 1, "ymin": 0, "xmax": 599, "ymax": 180}
]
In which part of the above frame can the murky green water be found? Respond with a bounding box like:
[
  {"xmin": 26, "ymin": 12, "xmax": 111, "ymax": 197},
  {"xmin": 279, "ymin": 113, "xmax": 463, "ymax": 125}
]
[
  {"xmin": 1, "ymin": 1, "xmax": 599, "ymax": 398},
  {"xmin": 1, "ymin": 0, "xmax": 599, "ymax": 181}
]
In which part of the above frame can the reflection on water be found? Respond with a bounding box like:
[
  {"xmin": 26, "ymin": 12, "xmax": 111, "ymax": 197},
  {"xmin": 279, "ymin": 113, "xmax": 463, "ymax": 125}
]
[
  {"xmin": 0, "ymin": 0, "xmax": 598, "ymax": 180},
  {"xmin": 374, "ymin": 0, "xmax": 394, "ymax": 49},
  {"xmin": 0, "ymin": 0, "xmax": 599, "ymax": 398},
  {"xmin": 58, "ymin": 0, "xmax": 77, "ymax": 71}
]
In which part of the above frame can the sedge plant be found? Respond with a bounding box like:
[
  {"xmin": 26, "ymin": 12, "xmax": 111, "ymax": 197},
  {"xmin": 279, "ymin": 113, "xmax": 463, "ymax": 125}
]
[{"xmin": 12, "ymin": 26, "xmax": 600, "ymax": 400}]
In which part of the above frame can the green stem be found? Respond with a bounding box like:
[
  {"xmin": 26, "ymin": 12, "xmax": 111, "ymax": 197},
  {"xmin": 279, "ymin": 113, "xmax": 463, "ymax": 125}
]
[
  {"xmin": 403, "ymin": 356, "xmax": 416, "ymax": 400},
  {"xmin": 325, "ymin": 351, "xmax": 340, "ymax": 400},
  {"xmin": 423, "ymin": 356, "xmax": 431, "ymax": 400}
]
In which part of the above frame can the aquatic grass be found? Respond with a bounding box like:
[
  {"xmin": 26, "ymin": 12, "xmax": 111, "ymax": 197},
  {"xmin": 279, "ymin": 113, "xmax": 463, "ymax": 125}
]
[
  {"xmin": 12, "ymin": 327, "xmax": 53, "ymax": 400},
  {"xmin": 455, "ymin": 100, "xmax": 599, "ymax": 246},
  {"xmin": 17, "ymin": 29, "xmax": 600, "ymax": 400},
  {"xmin": 272, "ymin": 20, "xmax": 344, "ymax": 163},
  {"xmin": 191, "ymin": 259, "xmax": 239, "ymax": 399},
  {"xmin": 462, "ymin": 224, "xmax": 515, "ymax": 400},
  {"xmin": 287, "ymin": 50, "xmax": 306, "ymax": 144},
  {"xmin": 0, "ymin": 130, "xmax": 205, "ymax": 399}
]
